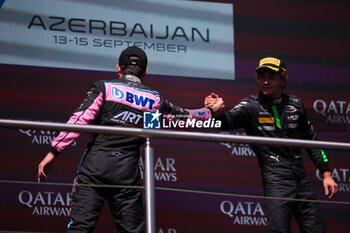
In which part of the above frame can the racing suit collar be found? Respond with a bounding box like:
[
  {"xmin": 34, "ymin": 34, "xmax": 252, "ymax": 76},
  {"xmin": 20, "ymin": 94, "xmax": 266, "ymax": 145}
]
[
  {"xmin": 122, "ymin": 74, "xmax": 142, "ymax": 83},
  {"xmin": 258, "ymin": 91, "xmax": 286, "ymax": 106}
]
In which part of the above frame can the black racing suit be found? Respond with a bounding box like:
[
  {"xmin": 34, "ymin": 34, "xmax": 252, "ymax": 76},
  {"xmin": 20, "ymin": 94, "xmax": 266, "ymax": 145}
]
[
  {"xmin": 49, "ymin": 74, "xmax": 212, "ymax": 233},
  {"xmin": 217, "ymin": 92, "xmax": 330, "ymax": 233}
]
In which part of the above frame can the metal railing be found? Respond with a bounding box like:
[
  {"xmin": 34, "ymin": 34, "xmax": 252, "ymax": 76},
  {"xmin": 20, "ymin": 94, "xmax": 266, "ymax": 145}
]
[
  {"xmin": 1, "ymin": 118, "xmax": 350, "ymax": 233},
  {"xmin": 1, "ymin": 119, "xmax": 350, "ymax": 150}
]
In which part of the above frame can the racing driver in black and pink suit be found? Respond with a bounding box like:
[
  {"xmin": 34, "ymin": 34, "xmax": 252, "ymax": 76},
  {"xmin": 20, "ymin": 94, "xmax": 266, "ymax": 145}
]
[{"xmin": 37, "ymin": 46, "xmax": 223, "ymax": 233}]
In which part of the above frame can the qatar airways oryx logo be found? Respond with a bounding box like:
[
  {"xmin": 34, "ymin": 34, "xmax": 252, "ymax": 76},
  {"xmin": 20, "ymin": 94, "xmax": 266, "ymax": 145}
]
[
  {"xmin": 219, "ymin": 132, "xmax": 256, "ymax": 157},
  {"xmin": 18, "ymin": 129, "xmax": 76, "ymax": 146},
  {"xmin": 313, "ymin": 99, "xmax": 350, "ymax": 124},
  {"xmin": 112, "ymin": 86, "xmax": 156, "ymax": 111},
  {"xmin": 317, "ymin": 168, "xmax": 350, "ymax": 192},
  {"xmin": 140, "ymin": 156, "xmax": 177, "ymax": 182},
  {"xmin": 18, "ymin": 190, "xmax": 72, "ymax": 216},
  {"xmin": 220, "ymin": 200, "xmax": 267, "ymax": 226}
]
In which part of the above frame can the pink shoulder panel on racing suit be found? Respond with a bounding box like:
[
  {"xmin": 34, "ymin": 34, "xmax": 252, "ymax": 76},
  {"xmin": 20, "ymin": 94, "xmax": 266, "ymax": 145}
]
[
  {"xmin": 105, "ymin": 83, "xmax": 161, "ymax": 111},
  {"xmin": 51, "ymin": 92, "xmax": 104, "ymax": 153}
]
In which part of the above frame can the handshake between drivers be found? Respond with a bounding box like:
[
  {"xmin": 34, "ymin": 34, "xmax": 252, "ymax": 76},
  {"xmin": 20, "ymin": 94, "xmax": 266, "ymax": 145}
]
[{"xmin": 204, "ymin": 92, "xmax": 225, "ymax": 116}]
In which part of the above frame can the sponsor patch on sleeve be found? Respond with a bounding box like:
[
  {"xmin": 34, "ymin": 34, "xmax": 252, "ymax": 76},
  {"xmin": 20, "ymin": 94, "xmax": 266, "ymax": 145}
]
[{"xmin": 259, "ymin": 117, "xmax": 275, "ymax": 123}]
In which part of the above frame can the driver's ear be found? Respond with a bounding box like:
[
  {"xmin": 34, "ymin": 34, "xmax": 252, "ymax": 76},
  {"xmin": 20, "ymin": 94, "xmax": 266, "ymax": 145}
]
[
  {"xmin": 280, "ymin": 74, "xmax": 289, "ymax": 88},
  {"xmin": 116, "ymin": 64, "xmax": 122, "ymax": 77}
]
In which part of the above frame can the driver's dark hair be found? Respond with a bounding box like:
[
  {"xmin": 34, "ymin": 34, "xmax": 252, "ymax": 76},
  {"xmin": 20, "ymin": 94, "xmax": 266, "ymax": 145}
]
[{"xmin": 119, "ymin": 56, "xmax": 146, "ymax": 78}]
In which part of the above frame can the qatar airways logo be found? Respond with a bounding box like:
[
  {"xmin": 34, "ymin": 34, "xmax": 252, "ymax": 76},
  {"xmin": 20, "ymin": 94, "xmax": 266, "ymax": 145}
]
[
  {"xmin": 313, "ymin": 99, "xmax": 350, "ymax": 124},
  {"xmin": 316, "ymin": 168, "xmax": 350, "ymax": 192},
  {"xmin": 220, "ymin": 200, "xmax": 267, "ymax": 226},
  {"xmin": 18, "ymin": 190, "xmax": 72, "ymax": 216},
  {"xmin": 219, "ymin": 132, "xmax": 256, "ymax": 158},
  {"xmin": 18, "ymin": 129, "xmax": 76, "ymax": 146},
  {"xmin": 140, "ymin": 156, "xmax": 177, "ymax": 182},
  {"xmin": 157, "ymin": 228, "xmax": 177, "ymax": 233}
]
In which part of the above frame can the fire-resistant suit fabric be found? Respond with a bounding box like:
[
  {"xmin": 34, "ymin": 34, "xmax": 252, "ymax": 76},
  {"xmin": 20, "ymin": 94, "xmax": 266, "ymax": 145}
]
[
  {"xmin": 216, "ymin": 92, "xmax": 329, "ymax": 233},
  {"xmin": 50, "ymin": 74, "xmax": 212, "ymax": 233}
]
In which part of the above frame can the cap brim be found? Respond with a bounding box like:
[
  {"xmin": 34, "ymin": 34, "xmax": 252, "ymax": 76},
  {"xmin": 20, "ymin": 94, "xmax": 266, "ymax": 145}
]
[{"xmin": 256, "ymin": 65, "xmax": 280, "ymax": 72}]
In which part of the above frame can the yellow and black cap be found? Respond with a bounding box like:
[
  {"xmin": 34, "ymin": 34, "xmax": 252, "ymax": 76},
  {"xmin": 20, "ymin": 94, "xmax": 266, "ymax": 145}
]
[{"xmin": 256, "ymin": 56, "xmax": 287, "ymax": 73}]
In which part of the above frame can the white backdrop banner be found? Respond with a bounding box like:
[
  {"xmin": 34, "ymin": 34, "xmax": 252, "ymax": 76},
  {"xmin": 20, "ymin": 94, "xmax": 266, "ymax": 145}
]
[{"xmin": 0, "ymin": 0, "xmax": 235, "ymax": 80}]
